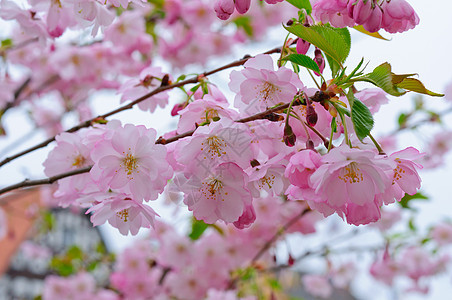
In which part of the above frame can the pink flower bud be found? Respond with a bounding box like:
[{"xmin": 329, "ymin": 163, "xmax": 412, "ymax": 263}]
[
  {"xmin": 306, "ymin": 103, "xmax": 318, "ymax": 126},
  {"xmin": 233, "ymin": 203, "xmax": 256, "ymax": 229},
  {"xmin": 313, "ymin": 48, "xmax": 325, "ymax": 76},
  {"xmin": 283, "ymin": 124, "xmax": 296, "ymax": 147},
  {"xmin": 296, "ymin": 38, "xmax": 310, "ymax": 55},
  {"xmin": 234, "ymin": 0, "xmax": 251, "ymax": 14},
  {"xmin": 171, "ymin": 103, "xmax": 186, "ymax": 116},
  {"xmin": 214, "ymin": 0, "xmax": 235, "ymax": 20},
  {"xmin": 348, "ymin": 0, "xmax": 373, "ymax": 25}
]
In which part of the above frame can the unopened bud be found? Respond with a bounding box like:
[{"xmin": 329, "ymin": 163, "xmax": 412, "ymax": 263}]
[
  {"xmin": 313, "ymin": 48, "xmax": 325, "ymax": 76},
  {"xmin": 296, "ymin": 38, "xmax": 310, "ymax": 55},
  {"xmin": 283, "ymin": 124, "xmax": 296, "ymax": 147},
  {"xmin": 286, "ymin": 19, "xmax": 294, "ymax": 26},
  {"xmin": 306, "ymin": 103, "xmax": 318, "ymax": 126},
  {"xmin": 288, "ymin": 254, "xmax": 295, "ymax": 266},
  {"xmin": 171, "ymin": 103, "xmax": 186, "ymax": 116},
  {"xmin": 306, "ymin": 140, "xmax": 315, "ymax": 150},
  {"xmin": 160, "ymin": 74, "xmax": 170, "ymax": 86}
]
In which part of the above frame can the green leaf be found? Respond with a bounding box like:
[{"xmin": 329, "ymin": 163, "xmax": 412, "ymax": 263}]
[
  {"xmin": 396, "ymin": 78, "xmax": 444, "ymax": 97},
  {"xmin": 408, "ymin": 217, "xmax": 416, "ymax": 231},
  {"xmin": 188, "ymin": 218, "xmax": 209, "ymax": 240},
  {"xmin": 353, "ymin": 63, "xmax": 407, "ymax": 96},
  {"xmin": 285, "ymin": 24, "xmax": 350, "ymax": 66},
  {"xmin": 353, "ymin": 25, "xmax": 389, "ymax": 40},
  {"xmin": 285, "ymin": 0, "xmax": 312, "ymax": 14},
  {"xmin": 67, "ymin": 245, "xmax": 83, "ymax": 260},
  {"xmin": 399, "ymin": 192, "xmax": 429, "ymax": 209},
  {"xmin": 347, "ymin": 90, "xmax": 374, "ymax": 141},
  {"xmin": 1, "ymin": 38, "xmax": 12, "ymax": 48},
  {"xmin": 233, "ymin": 16, "xmax": 253, "ymax": 36},
  {"xmin": 282, "ymin": 54, "xmax": 320, "ymax": 73}
]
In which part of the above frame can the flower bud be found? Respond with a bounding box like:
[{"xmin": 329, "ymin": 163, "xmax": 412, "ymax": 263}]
[
  {"xmin": 296, "ymin": 38, "xmax": 310, "ymax": 55},
  {"xmin": 234, "ymin": 0, "xmax": 251, "ymax": 14},
  {"xmin": 306, "ymin": 103, "xmax": 318, "ymax": 126},
  {"xmin": 214, "ymin": 0, "xmax": 235, "ymax": 20},
  {"xmin": 313, "ymin": 48, "xmax": 325, "ymax": 76},
  {"xmin": 171, "ymin": 103, "xmax": 186, "ymax": 116},
  {"xmin": 284, "ymin": 124, "xmax": 297, "ymax": 147}
]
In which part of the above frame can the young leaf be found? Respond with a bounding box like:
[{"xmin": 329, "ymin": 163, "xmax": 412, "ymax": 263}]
[
  {"xmin": 282, "ymin": 53, "xmax": 320, "ymax": 73},
  {"xmin": 396, "ymin": 78, "xmax": 444, "ymax": 97},
  {"xmin": 189, "ymin": 218, "xmax": 209, "ymax": 240},
  {"xmin": 285, "ymin": 0, "xmax": 312, "ymax": 14},
  {"xmin": 353, "ymin": 63, "xmax": 406, "ymax": 96},
  {"xmin": 398, "ymin": 192, "xmax": 429, "ymax": 209},
  {"xmin": 347, "ymin": 90, "xmax": 374, "ymax": 141},
  {"xmin": 285, "ymin": 24, "xmax": 350, "ymax": 66},
  {"xmin": 353, "ymin": 25, "xmax": 389, "ymax": 40}
]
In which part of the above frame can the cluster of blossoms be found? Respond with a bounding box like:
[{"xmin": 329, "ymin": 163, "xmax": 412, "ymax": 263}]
[
  {"xmin": 2, "ymin": 0, "xmax": 452, "ymax": 299},
  {"xmin": 312, "ymin": 0, "xmax": 420, "ymax": 33},
  {"xmin": 0, "ymin": 0, "xmax": 295, "ymax": 133},
  {"xmin": 41, "ymin": 53, "xmax": 424, "ymax": 234}
]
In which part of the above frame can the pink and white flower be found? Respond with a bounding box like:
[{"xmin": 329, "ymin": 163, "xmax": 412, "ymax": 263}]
[{"xmin": 229, "ymin": 54, "xmax": 303, "ymax": 115}]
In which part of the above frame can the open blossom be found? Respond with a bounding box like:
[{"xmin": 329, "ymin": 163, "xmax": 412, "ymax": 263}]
[
  {"xmin": 431, "ymin": 222, "xmax": 452, "ymax": 246},
  {"xmin": 119, "ymin": 66, "xmax": 170, "ymax": 113},
  {"xmin": 175, "ymin": 119, "xmax": 254, "ymax": 177},
  {"xmin": 302, "ymin": 274, "xmax": 332, "ymax": 299},
  {"xmin": 178, "ymin": 162, "xmax": 252, "ymax": 224},
  {"xmin": 229, "ymin": 54, "xmax": 303, "ymax": 115},
  {"xmin": 90, "ymin": 123, "xmax": 173, "ymax": 200},
  {"xmin": 313, "ymin": 0, "xmax": 355, "ymax": 28},
  {"xmin": 309, "ymin": 145, "xmax": 394, "ymax": 225},
  {"xmin": 87, "ymin": 192, "xmax": 159, "ymax": 235},
  {"xmin": 176, "ymin": 95, "xmax": 238, "ymax": 133},
  {"xmin": 381, "ymin": 0, "xmax": 419, "ymax": 33}
]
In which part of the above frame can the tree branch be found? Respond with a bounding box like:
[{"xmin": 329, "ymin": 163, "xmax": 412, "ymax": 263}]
[
  {"xmin": 0, "ymin": 166, "xmax": 92, "ymax": 196},
  {"xmin": 0, "ymin": 47, "xmax": 283, "ymax": 168}
]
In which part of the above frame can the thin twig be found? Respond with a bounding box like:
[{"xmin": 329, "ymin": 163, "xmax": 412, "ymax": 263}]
[
  {"xmin": 0, "ymin": 47, "xmax": 283, "ymax": 168},
  {"xmin": 251, "ymin": 207, "xmax": 310, "ymax": 263},
  {"xmin": 0, "ymin": 166, "xmax": 92, "ymax": 195}
]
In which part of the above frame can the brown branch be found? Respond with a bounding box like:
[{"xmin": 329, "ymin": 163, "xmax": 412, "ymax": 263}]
[
  {"xmin": 0, "ymin": 47, "xmax": 283, "ymax": 168},
  {"xmin": 251, "ymin": 207, "xmax": 310, "ymax": 263},
  {"xmin": 0, "ymin": 166, "xmax": 92, "ymax": 196}
]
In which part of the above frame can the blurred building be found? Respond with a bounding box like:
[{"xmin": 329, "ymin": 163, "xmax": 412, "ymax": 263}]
[{"xmin": 0, "ymin": 189, "xmax": 107, "ymax": 299}]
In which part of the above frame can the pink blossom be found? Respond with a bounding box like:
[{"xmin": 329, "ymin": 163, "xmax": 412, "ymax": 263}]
[
  {"xmin": 399, "ymin": 246, "xmax": 448, "ymax": 281},
  {"xmin": 119, "ymin": 66, "xmax": 169, "ymax": 113},
  {"xmin": 355, "ymin": 88, "xmax": 389, "ymax": 114},
  {"xmin": 302, "ymin": 274, "xmax": 332, "ymax": 299},
  {"xmin": 247, "ymin": 154, "xmax": 288, "ymax": 197},
  {"xmin": 214, "ymin": 0, "xmax": 234, "ymax": 20},
  {"xmin": 431, "ymin": 222, "xmax": 452, "ymax": 246},
  {"xmin": 179, "ymin": 162, "xmax": 252, "ymax": 224},
  {"xmin": 312, "ymin": 0, "xmax": 355, "ymax": 28},
  {"xmin": 175, "ymin": 119, "xmax": 254, "ymax": 177},
  {"xmin": 296, "ymin": 38, "xmax": 310, "ymax": 55},
  {"xmin": 381, "ymin": 0, "xmax": 419, "ymax": 33},
  {"xmin": 235, "ymin": 0, "xmax": 251, "ymax": 14},
  {"xmin": 370, "ymin": 249, "xmax": 401, "ymax": 285},
  {"xmin": 176, "ymin": 95, "xmax": 238, "ymax": 133},
  {"xmin": 233, "ymin": 203, "xmax": 256, "ymax": 229},
  {"xmin": 387, "ymin": 147, "xmax": 423, "ymax": 199},
  {"xmin": 373, "ymin": 208, "xmax": 402, "ymax": 231},
  {"xmin": 229, "ymin": 54, "xmax": 303, "ymax": 115},
  {"xmin": 87, "ymin": 193, "xmax": 159, "ymax": 235},
  {"xmin": 90, "ymin": 123, "xmax": 173, "ymax": 200},
  {"xmin": 309, "ymin": 145, "xmax": 394, "ymax": 225}
]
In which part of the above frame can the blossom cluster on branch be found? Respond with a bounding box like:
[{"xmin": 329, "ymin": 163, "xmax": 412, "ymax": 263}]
[{"xmin": 0, "ymin": 0, "xmax": 451, "ymax": 299}]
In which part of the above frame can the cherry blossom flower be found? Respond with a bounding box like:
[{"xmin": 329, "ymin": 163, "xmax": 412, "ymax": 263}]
[
  {"xmin": 302, "ymin": 274, "xmax": 333, "ymax": 299},
  {"xmin": 87, "ymin": 192, "xmax": 159, "ymax": 235},
  {"xmin": 119, "ymin": 66, "xmax": 169, "ymax": 113},
  {"xmin": 313, "ymin": 0, "xmax": 355, "ymax": 28},
  {"xmin": 229, "ymin": 54, "xmax": 303, "ymax": 115},
  {"xmin": 431, "ymin": 222, "xmax": 452, "ymax": 246},
  {"xmin": 309, "ymin": 145, "xmax": 395, "ymax": 225},
  {"xmin": 179, "ymin": 162, "xmax": 252, "ymax": 224},
  {"xmin": 381, "ymin": 0, "xmax": 419, "ymax": 33},
  {"xmin": 176, "ymin": 95, "xmax": 238, "ymax": 133},
  {"xmin": 90, "ymin": 123, "xmax": 173, "ymax": 200},
  {"xmin": 175, "ymin": 119, "xmax": 254, "ymax": 177}
]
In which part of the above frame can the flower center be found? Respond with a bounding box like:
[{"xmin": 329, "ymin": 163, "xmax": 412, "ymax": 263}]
[
  {"xmin": 257, "ymin": 81, "xmax": 281, "ymax": 105},
  {"xmin": 392, "ymin": 161, "xmax": 406, "ymax": 184},
  {"xmin": 200, "ymin": 177, "xmax": 226, "ymax": 201},
  {"xmin": 338, "ymin": 162, "xmax": 364, "ymax": 184},
  {"xmin": 259, "ymin": 174, "xmax": 276, "ymax": 189},
  {"xmin": 123, "ymin": 153, "xmax": 138, "ymax": 176},
  {"xmin": 116, "ymin": 209, "xmax": 130, "ymax": 222},
  {"xmin": 201, "ymin": 136, "xmax": 227, "ymax": 159},
  {"xmin": 72, "ymin": 154, "xmax": 86, "ymax": 167}
]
